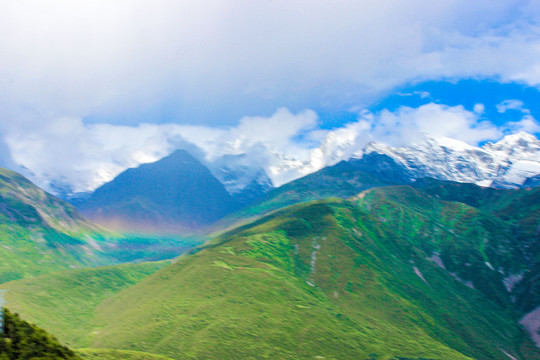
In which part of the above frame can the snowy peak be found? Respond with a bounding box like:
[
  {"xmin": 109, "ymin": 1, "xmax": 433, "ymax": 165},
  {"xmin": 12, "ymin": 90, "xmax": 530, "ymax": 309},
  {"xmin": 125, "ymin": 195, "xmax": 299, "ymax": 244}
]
[
  {"xmin": 206, "ymin": 153, "xmax": 274, "ymax": 195},
  {"xmin": 210, "ymin": 131, "xmax": 540, "ymax": 194},
  {"xmin": 491, "ymin": 131, "xmax": 539, "ymax": 147},
  {"xmin": 309, "ymin": 125, "xmax": 363, "ymax": 171},
  {"xmin": 485, "ymin": 132, "xmax": 540, "ymax": 159},
  {"xmin": 361, "ymin": 132, "xmax": 540, "ymax": 188}
]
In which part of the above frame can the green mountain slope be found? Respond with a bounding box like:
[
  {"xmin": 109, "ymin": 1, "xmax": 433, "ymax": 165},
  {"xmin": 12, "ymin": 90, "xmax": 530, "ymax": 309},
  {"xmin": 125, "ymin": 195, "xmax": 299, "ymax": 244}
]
[
  {"xmin": 215, "ymin": 161, "xmax": 397, "ymax": 232},
  {"xmin": 10, "ymin": 200, "xmax": 536, "ymax": 359},
  {"xmin": 0, "ymin": 261, "xmax": 168, "ymax": 348},
  {"xmin": 89, "ymin": 200, "xmax": 537, "ymax": 359},
  {"xmin": 0, "ymin": 167, "xmax": 117, "ymax": 282},
  {"xmin": 0, "ymin": 167, "xmax": 199, "ymax": 283},
  {"xmin": 411, "ymin": 178, "xmax": 540, "ymax": 315},
  {"xmin": 412, "ymin": 178, "xmax": 540, "ymax": 237},
  {"xmin": 77, "ymin": 348, "xmax": 173, "ymax": 360},
  {"xmin": 230, "ymin": 172, "xmax": 539, "ymax": 317},
  {"xmin": 0, "ymin": 308, "xmax": 80, "ymax": 359},
  {"xmin": 354, "ymin": 185, "xmax": 526, "ymax": 309}
]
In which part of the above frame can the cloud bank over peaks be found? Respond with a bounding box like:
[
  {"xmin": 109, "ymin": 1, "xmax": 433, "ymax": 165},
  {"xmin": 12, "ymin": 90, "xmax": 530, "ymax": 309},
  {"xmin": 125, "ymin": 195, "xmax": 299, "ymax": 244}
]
[
  {"xmin": 3, "ymin": 118, "xmax": 191, "ymax": 194},
  {"xmin": 266, "ymin": 103, "xmax": 540, "ymax": 186},
  {"xmin": 359, "ymin": 103, "xmax": 502, "ymax": 146},
  {"xmin": 3, "ymin": 103, "xmax": 538, "ymax": 196},
  {"xmin": 1, "ymin": 109, "xmax": 320, "ymax": 194}
]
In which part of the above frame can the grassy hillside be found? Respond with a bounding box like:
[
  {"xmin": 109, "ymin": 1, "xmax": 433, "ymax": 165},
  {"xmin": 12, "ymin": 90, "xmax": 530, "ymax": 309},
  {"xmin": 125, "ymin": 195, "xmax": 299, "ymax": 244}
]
[
  {"xmin": 0, "ymin": 167, "xmax": 200, "ymax": 283},
  {"xmin": 77, "ymin": 348, "xmax": 173, "ymax": 360},
  {"xmin": 354, "ymin": 185, "xmax": 526, "ymax": 308},
  {"xmin": 411, "ymin": 177, "xmax": 540, "ymax": 250},
  {"xmin": 8, "ymin": 200, "xmax": 536, "ymax": 359},
  {"xmin": 0, "ymin": 167, "xmax": 115, "ymax": 282},
  {"xmin": 213, "ymin": 161, "xmax": 397, "ymax": 233},
  {"xmin": 86, "ymin": 200, "xmax": 536, "ymax": 359},
  {"xmin": 0, "ymin": 261, "xmax": 168, "ymax": 348},
  {"xmin": 411, "ymin": 178, "xmax": 540, "ymax": 314}
]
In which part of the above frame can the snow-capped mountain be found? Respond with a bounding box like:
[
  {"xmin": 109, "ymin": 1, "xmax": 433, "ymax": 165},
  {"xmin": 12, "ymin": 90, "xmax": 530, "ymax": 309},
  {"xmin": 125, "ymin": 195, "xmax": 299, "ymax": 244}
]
[
  {"xmin": 24, "ymin": 129, "xmax": 540, "ymax": 202},
  {"xmin": 262, "ymin": 124, "xmax": 367, "ymax": 188},
  {"xmin": 205, "ymin": 154, "xmax": 273, "ymax": 195},
  {"xmin": 361, "ymin": 132, "xmax": 540, "ymax": 188},
  {"xmin": 205, "ymin": 131, "xmax": 540, "ymax": 194}
]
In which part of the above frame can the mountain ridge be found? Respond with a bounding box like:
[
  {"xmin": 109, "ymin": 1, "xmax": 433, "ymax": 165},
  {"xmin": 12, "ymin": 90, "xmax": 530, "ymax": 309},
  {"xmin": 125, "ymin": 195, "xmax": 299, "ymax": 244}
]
[
  {"xmin": 0, "ymin": 167, "xmax": 117, "ymax": 282},
  {"xmin": 77, "ymin": 150, "xmax": 239, "ymax": 232}
]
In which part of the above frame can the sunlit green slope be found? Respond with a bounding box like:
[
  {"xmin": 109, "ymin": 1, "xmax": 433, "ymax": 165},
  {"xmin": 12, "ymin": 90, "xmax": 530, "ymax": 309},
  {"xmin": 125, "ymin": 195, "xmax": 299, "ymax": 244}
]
[
  {"xmin": 13, "ymin": 200, "xmax": 530, "ymax": 360},
  {"xmin": 77, "ymin": 348, "xmax": 173, "ymax": 360},
  {"xmin": 0, "ymin": 167, "xmax": 199, "ymax": 282},
  {"xmin": 1, "ymin": 261, "xmax": 168, "ymax": 348},
  {"xmin": 0, "ymin": 167, "xmax": 115, "ymax": 282},
  {"xmin": 354, "ymin": 185, "xmax": 527, "ymax": 309},
  {"xmin": 410, "ymin": 179, "xmax": 540, "ymax": 315}
]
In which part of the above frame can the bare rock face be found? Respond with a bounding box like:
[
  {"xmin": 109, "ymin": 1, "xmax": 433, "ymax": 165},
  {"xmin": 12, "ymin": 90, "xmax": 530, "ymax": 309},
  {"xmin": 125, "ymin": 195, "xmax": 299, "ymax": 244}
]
[{"xmin": 520, "ymin": 307, "xmax": 540, "ymax": 348}]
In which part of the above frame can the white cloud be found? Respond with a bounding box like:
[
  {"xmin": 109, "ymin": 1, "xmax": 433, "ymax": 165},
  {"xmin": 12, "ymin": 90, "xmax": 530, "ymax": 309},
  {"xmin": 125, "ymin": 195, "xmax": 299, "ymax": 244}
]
[
  {"xmin": 3, "ymin": 103, "xmax": 538, "ymax": 194},
  {"xmin": 505, "ymin": 115, "xmax": 540, "ymax": 133},
  {"xmin": 4, "ymin": 119, "xmax": 189, "ymax": 193},
  {"xmin": 496, "ymin": 99, "xmax": 531, "ymax": 113},
  {"xmin": 221, "ymin": 108, "xmax": 318, "ymax": 157},
  {"xmin": 397, "ymin": 91, "xmax": 431, "ymax": 99},
  {"xmin": 473, "ymin": 103, "xmax": 485, "ymax": 114},
  {"xmin": 353, "ymin": 103, "xmax": 503, "ymax": 146},
  {"xmin": 3, "ymin": 109, "xmax": 319, "ymax": 193},
  {"xmin": 1, "ymin": 0, "xmax": 540, "ymax": 127},
  {"xmin": 1, "ymin": 1, "xmax": 540, "ymax": 192}
]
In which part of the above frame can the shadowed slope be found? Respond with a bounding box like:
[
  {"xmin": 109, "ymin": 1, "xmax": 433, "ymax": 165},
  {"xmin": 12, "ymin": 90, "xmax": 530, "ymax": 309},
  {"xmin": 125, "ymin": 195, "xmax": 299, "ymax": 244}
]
[{"xmin": 78, "ymin": 150, "xmax": 238, "ymax": 232}]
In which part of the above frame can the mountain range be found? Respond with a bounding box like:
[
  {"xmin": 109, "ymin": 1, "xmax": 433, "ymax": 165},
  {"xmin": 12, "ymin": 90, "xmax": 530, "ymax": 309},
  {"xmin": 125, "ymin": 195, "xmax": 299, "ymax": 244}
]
[
  {"xmin": 22, "ymin": 131, "xmax": 540, "ymax": 204},
  {"xmin": 0, "ymin": 131, "xmax": 538, "ymax": 359},
  {"xmin": 71, "ymin": 132, "xmax": 540, "ymax": 234},
  {"xmin": 252, "ymin": 131, "xmax": 540, "ymax": 192},
  {"xmin": 360, "ymin": 132, "xmax": 540, "ymax": 188}
]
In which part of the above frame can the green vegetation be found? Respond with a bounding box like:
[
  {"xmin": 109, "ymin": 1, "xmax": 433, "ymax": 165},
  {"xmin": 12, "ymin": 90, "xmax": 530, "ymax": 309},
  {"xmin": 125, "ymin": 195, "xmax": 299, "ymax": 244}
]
[
  {"xmin": 2, "ymin": 167, "xmax": 538, "ymax": 359},
  {"xmin": 1, "ymin": 261, "xmax": 168, "ymax": 348},
  {"xmin": 0, "ymin": 168, "xmax": 112, "ymax": 282},
  {"xmin": 87, "ymin": 200, "xmax": 535, "ymax": 359},
  {"xmin": 0, "ymin": 167, "xmax": 201, "ymax": 283},
  {"xmin": 0, "ymin": 308, "xmax": 79, "ymax": 359},
  {"xmin": 6, "ymin": 199, "xmax": 538, "ymax": 359},
  {"xmin": 214, "ymin": 162, "xmax": 394, "ymax": 232},
  {"xmin": 77, "ymin": 348, "xmax": 173, "ymax": 360},
  {"xmin": 353, "ymin": 185, "xmax": 523, "ymax": 308},
  {"xmin": 411, "ymin": 178, "xmax": 540, "ymax": 315}
]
